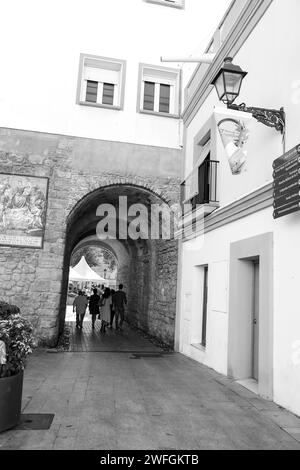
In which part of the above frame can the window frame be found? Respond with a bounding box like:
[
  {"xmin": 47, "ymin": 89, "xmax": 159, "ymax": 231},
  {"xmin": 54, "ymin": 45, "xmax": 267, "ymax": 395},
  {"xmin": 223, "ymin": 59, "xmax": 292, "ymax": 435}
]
[
  {"xmin": 181, "ymin": 115, "xmax": 219, "ymax": 208},
  {"xmin": 193, "ymin": 118, "xmax": 213, "ymax": 167},
  {"xmin": 144, "ymin": 0, "xmax": 185, "ymax": 9},
  {"xmin": 137, "ymin": 63, "xmax": 181, "ymax": 118},
  {"xmin": 76, "ymin": 53, "xmax": 127, "ymax": 111}
]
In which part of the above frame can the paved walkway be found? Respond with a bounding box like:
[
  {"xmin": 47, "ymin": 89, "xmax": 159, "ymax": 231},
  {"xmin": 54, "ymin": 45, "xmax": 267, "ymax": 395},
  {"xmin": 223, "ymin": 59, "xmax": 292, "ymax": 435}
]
[
  {"xmin": 1, "ymin": 325, "xmax": 300, "ymax": 450},
  {"xmin": 67, "ymin": 321, "xmax": 163, "ymax": 353}
]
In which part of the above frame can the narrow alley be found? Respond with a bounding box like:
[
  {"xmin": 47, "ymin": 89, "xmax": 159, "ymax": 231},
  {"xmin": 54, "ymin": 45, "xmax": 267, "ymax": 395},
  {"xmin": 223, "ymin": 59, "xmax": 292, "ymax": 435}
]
[{"xmin": 1, "ymin": 326, "xmax": 300, "ymax": 450}]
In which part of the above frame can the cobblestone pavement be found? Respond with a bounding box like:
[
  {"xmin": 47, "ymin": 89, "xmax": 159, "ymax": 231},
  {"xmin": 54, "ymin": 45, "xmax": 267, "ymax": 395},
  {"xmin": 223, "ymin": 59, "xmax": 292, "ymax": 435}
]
[{"xmin": 1, "ymin": 324, "xmax": 300, "ymax": 450}]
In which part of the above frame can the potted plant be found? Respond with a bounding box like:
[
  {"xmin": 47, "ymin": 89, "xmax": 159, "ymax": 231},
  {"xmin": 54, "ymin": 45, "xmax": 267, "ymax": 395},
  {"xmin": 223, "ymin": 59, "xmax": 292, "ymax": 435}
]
[{"xmin": 0, "ymin": 301, "xmax": 36, "ymax": 433}]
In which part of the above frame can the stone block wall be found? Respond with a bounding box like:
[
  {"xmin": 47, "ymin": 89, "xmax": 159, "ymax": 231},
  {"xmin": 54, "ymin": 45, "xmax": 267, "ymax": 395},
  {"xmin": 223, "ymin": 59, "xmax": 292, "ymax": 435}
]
[{"xmin": 0, "ymin": 127, "xmax": 181, "ymax": 347}]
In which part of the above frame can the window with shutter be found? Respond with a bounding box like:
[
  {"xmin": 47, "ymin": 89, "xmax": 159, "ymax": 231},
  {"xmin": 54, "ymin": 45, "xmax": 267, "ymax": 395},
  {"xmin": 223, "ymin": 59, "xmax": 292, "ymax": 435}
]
[
  {"xmin": 102, "ymin": 83, "xmax": 114, "ymax": 106},
  {"xmin": 143, "ymin": 82, "xmax": 155, "ymax": 111},
  {"xmin": 138, "ymin": 63, "xmax": 181, "ymax": 117},
  {"xmin": 86, "ymin": 80, "xmax": 98, "ymax": 103},
  {"xmin": 77, "ymin": 54, "xmax": 126, "ymax": 110},
  {"xmin": 159, "ymin": 84, "xmax": 170, "ymax": 113}
]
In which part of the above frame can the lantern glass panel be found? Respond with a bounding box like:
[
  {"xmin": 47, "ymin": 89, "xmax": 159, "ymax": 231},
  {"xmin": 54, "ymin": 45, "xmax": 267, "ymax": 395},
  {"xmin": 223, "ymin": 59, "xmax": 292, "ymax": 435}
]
[
  {"xmin": 214, "ymin": 73, "xmax": 226, "ymax": 101},
  {"xmin": 223, "ymin": 71, "xmax": 243, "ymax": 104}
]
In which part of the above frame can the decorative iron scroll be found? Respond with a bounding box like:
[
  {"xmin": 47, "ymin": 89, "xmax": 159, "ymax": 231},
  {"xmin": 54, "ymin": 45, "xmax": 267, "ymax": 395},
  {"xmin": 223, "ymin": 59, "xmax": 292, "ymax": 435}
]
[{"xmin": 228, "ymin": 103, "xmax": 285, "ymax": 134}]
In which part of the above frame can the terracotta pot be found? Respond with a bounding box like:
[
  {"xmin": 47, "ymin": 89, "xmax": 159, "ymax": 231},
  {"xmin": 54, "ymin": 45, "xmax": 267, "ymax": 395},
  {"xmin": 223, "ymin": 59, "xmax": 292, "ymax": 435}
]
[{"xmin": 0, "ymin": 371, "xmax": 23, "ymax": 433}]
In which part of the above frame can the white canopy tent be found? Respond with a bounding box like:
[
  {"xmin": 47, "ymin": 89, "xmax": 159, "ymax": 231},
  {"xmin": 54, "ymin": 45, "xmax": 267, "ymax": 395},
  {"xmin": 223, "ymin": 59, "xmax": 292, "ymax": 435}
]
[
  {"xmin": 69, "ymin": 256, "xmax": 106, "ymax": 282},
  {"xmin": 69, "ymin": 267, "xmax": 84, "ymax": 281}
]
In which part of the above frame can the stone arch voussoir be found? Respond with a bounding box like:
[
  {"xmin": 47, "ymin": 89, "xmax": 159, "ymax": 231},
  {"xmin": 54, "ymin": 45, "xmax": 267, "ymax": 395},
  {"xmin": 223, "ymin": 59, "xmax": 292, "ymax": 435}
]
[{"xmin": 67, "ymin": 177, "xmax": 173, "ymax": 224}]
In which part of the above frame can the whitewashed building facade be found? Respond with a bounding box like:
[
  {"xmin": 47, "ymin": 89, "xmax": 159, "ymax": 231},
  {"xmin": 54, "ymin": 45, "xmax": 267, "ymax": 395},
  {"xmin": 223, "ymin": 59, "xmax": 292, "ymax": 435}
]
[
  {"xmin": 176, "ymin": 0, "xmax": 300, "ymax": 417},
  {"xmin": 0, "ymin": 0, "xmax": 230, "ymax": 346}
]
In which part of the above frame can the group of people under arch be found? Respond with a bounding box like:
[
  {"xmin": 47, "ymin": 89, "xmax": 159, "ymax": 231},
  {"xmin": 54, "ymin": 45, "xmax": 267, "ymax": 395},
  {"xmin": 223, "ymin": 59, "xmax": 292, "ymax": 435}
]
[{"xmin": 72, "ymin": 284, "xmax": 127, "ymax": 333}]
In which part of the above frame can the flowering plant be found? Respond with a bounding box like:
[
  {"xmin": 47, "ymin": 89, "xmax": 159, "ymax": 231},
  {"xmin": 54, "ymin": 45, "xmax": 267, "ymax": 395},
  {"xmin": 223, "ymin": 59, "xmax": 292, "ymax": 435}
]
[{"xmin": 0, "ymin": 301, "xmax": 36, "ymax": 378}]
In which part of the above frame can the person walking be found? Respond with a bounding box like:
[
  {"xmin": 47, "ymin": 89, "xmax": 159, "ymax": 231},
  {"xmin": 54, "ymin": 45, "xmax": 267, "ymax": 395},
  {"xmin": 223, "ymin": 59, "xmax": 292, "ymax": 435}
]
[
  {"xmin": 99, "ymin": 284, "xmax": 105, "ymax": 296},
  {"xmin": 113, "ymin": 284, "xmax": 127, "ymax": 331},
  {"xmin": 73, "ymin": 290, "xmax": 88, "ymax": 329},
  {"xmin": 89, "ymin": 288, "xmax": 101, "ymax": 330},
  {"xmin": 109, "ymin": 289, "xmax": 116, "ymax": 329},
  {"xmin": 100, "ymin": 288, "xmax": 112, "ymax": 334}
]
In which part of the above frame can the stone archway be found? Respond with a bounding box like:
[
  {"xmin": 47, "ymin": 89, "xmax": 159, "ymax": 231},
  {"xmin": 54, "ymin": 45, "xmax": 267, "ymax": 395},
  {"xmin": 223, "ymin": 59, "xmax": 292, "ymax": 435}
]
[
  {"xmin": 59, "ymin": 183, "xmax": 178, "ymax": 347},
  {"xmin": 71, "ymin": 237, "xmax": 120, "ymax": 286},
  {"xmin": 0, "ymin": 128, "xmax": 181, "ymax": 347}
]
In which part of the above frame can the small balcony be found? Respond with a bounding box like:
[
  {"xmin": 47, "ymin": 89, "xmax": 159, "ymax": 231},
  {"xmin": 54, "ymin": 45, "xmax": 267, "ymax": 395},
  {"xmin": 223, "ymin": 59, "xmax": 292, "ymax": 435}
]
[
  {"xmin": 181, "ymin": 158, "xmax": 219, "ymax": 213},
  {"xmin": 177, "ymin": 159, "xmax": 219, "ymax": 238}
]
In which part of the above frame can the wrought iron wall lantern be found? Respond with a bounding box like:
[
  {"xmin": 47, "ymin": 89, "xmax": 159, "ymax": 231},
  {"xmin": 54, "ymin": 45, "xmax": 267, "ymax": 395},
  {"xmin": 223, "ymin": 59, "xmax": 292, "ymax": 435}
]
[{"xmin": 211, "ymin": 57, "xmax": 285, "ymax": 135}]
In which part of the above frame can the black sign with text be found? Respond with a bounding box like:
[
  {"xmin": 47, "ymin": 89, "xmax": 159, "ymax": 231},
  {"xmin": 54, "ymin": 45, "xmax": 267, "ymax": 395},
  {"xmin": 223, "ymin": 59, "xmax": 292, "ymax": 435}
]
[
  {"xmin": 273, "ymin": 144, "xmax": 300, "ymax": 169},
  {"xmin": 273, "ymin": 144, "xmax": 300, "ymax": 219}
]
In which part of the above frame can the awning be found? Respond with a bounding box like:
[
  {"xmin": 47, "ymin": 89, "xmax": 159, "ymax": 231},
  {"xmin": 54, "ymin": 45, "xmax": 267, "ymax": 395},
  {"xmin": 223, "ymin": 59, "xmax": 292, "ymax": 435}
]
[{"xmin": 70, "ymin": 256, "xmax": 106, "ymax": 282}]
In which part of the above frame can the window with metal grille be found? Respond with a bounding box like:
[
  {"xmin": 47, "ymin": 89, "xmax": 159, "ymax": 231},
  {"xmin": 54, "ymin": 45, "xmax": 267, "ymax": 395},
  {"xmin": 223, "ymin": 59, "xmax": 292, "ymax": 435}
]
[
  {"xmin": 102, "ymin": 83, "xmax": 114, "ymax": 106},
  {"xmin": 181, "ymin": 154, "xmax": 219, "ymax": 208},
  {"xmin": 86, "ymin": 80, "xmax": 98, "ymax": 103}
]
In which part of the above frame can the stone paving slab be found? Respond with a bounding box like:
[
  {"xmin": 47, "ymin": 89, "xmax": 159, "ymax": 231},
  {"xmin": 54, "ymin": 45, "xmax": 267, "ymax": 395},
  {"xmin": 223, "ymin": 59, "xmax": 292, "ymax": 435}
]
[
  {"xmin": 1, "ymin": 328, "xmax": 300, "ymax": 450},
  {"xmin": 282, "ymin": 428, "xmax": 300, "ymax": 443},
  {"xmin": 67, "ymin": 321, "xmax": 163, "ymax": 353}
]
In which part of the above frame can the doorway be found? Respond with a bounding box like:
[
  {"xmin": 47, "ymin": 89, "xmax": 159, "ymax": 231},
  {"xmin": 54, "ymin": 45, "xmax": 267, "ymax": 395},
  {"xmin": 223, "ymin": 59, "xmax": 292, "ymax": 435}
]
[
  {"xmin": 228, "ymin": 233, "xmax": 273, "ymax": 400},
  {"xmin": 202, "ymin": 266, "xmax": 208, "ymax": 348},
  {"xmin": 252, "ymin": 260, "xmax": 259, "ymax": 381}
]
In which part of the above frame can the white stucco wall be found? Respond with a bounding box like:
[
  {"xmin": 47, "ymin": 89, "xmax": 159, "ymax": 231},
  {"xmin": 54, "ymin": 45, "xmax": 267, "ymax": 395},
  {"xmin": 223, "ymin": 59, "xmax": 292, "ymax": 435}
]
[
  {"xmin": 273, "ymin": 214, "xmax": 300, "ymax": 416},
  {"xmin": 184, "ymin": 0, "xmax": 300, "ymax": 199},
  {"xmin": 180, "ymin": 203, "xmax": 300, "ymax": 416},
  {"xmin": 179, "ymin": 0, "xmax": 300, "ymax": 417},
  {"xmin": 179, "ymin": 208, "xmax": 272, "ymax": 376},
  {"xmin": 0, "ymin": 0, "xmax": 230, "ymax": 149}
]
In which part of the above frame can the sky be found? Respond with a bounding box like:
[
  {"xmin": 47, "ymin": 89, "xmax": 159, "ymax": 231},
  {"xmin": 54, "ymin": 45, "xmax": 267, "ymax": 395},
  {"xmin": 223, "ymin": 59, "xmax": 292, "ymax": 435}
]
[
  {"xmin": 0, "ymin": 0, "xmax": 232, "ymax": 59},
  {"xmin": 0, "ymin": 0, "xmax": 232, "ymax": 121}
]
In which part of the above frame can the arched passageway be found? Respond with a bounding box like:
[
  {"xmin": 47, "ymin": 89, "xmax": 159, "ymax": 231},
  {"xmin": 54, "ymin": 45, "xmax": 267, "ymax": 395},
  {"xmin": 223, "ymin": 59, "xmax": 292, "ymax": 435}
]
[
  {"xmin": 59, "ymin": 184, "xmax": 178, "ymax": 347},
  {"xmin": 71, "ymin": 239, "xmax": 119, "ymax": 286}
]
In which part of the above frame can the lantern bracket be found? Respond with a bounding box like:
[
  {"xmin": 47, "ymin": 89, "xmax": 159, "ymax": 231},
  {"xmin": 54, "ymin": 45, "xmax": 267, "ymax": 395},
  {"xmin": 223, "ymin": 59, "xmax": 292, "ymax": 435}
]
[{"xmin": 228, "ymin": 103, "xmax": 285, "ymax": 134}]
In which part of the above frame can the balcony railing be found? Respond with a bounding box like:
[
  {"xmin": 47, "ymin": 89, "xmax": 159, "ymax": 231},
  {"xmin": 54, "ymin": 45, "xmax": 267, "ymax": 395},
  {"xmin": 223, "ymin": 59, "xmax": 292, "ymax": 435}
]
[{"xmin": 181, "ymin": 159, "xmax": 219, "ymax": 210}]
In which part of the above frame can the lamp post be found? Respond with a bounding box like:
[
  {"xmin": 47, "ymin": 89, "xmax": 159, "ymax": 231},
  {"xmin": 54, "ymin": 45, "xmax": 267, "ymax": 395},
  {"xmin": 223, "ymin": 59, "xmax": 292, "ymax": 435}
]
[{"xmin": 211, "ymin": 57, "xmax": 285, "ymax": 135}]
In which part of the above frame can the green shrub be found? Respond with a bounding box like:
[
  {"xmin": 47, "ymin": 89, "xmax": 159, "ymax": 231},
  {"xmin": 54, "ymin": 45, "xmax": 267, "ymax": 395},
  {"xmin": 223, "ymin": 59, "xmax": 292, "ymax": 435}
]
[
  {"xmin": 0, "ymin": 303, "xmax": 36, "ymax": 378},
  {"xmin": 0, "ymin": 301, "xmax": 20, "ymax": 320}
]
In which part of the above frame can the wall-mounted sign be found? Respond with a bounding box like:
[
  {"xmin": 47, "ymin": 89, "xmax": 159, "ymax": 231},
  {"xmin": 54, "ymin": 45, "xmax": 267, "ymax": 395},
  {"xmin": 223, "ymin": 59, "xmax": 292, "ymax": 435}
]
[
  {"xmin": 218, "ymin": 118, "xmax": 250, "ymax": 175},
  {"xmin": 214, "ymin": 107, "xmax": 252, "ymax": 176},
  {"xmin": 0, "ymin": 173, "xmax": 49, "ymax": 248},
  {"xmin": 273, "ymin": 144, "xmax": 300, "ymax": 219}
]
